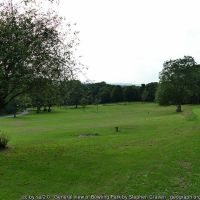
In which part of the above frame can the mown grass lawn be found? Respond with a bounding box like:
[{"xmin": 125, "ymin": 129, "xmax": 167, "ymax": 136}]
[{"xmin": 1, "ymin": 103, "xmax": 200, "ymax": 199}]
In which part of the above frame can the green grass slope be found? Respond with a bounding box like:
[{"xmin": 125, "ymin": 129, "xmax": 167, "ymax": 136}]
[{"xmin": 0, "ymin": 103, "xmax": 200, "ymax": 199}]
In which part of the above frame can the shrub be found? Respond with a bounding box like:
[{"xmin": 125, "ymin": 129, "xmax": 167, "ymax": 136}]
[{"xmin": 0, "ymin": 131, "xmax": 9, "ymax": 150}]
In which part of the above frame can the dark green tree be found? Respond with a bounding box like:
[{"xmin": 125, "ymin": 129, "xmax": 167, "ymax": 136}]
[
  {"xmin": 84, "ymin": 82, "xmax": 107, "ymax": 102},
  {"xmin": 140, "ymin": 84, "xmax": 146, "ymax": 100},
  {"xmin": 94, "ymin": 98, "xmax": 101, "ymax": 112},
  {"xmin": 80, "ymin": 96, "xmax": 89, "ymax": 111},
  {"xmin": 66, "ymin": 80, "xmax": 83, "ymax": 108},
  {"xmin": 141, "ymin": 82, "xmax": 158, "ymax": 102},
  {"xmin": 0, "ymin": 0, "xmax": 79, "ymax": 111},
  {"xmin": 111, "ymin": 86, "xmax": 123, "ymax": 102},
  {"xmin": 99, "ymin": 87, "xmax": 111, "ymax": 103},
  {"xmin": 123, "ymin": 86, "xmax": 138, "ymax": 102},
  {"xmin": 157, "ymin": 56, "xmax": 200, "ymax": 112},
  {"xmin": 29, "ymin": 78, "xmax": 59, "ymax": 113}
]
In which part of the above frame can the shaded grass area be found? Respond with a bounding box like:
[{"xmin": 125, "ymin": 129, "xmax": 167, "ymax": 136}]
[{"xmin": 1, "ymin": 103, "xmax": 200, "ymax": 199}]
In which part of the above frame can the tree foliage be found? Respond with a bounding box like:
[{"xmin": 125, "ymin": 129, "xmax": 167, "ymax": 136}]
[
  {"xmin": 29, "ymin": 78, "xmax": 59, "ymax": 113},
  {"xmin": 0, "ymin": 0, "xmax": 79, "ymax": 110},
  {"xmin": 141, "ymin": 82, "xmax": 158, "ymax": 102},
  {"xmin": 111, "ymin": 85, "xmax": 123, "ymax": 103},
  {"xmin": 157, "ymin": 56, "xmax": 200, "ymax": 112}
]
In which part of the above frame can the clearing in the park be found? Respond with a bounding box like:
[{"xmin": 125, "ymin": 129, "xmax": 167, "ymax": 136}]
[{"xmin": 0, "ymin": 103, "xmax": 200, "ymax": 199}]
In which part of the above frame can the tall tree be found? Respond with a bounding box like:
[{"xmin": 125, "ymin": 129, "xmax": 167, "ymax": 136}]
[
  {"xmin": 0, "ymin": 0, "xmax": 80, "ymax": 110},
  {"xmin": 157, "ymin": 56, "xmax": 200, "ymax": 112},
  {"xmin": 65, "ymin": 80, "xmax": 83, "ymax": 108}
]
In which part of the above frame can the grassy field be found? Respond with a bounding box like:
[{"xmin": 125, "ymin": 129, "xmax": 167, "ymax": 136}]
[{"xmin": 1, "ymin": 103, "xmax": 200, "ymax": 199}]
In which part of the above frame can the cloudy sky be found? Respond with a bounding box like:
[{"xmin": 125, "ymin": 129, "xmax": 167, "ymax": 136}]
[{"xmin": 57, "ymin": 0, "xmax": 200, "ymax": 84}]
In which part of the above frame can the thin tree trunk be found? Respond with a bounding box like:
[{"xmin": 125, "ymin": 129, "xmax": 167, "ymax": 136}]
[
  {"xmin": 43, "ymin": 106, "xmax": 47, "ymax": 112},
  {"xmin": 96, "ymin": 104, "xmax": 98, "ymax": 112},
  {"xmin": 48, "ymin": 106, "xmax": 51, "ymax": 112},
  {"xmin": 37, "ymin": 106, "xmax": 41, "ymax": 113}
]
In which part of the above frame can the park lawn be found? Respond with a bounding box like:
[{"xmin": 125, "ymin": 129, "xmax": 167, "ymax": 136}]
[{"xmin": 0, "ymin": 103, "xmax": 200, "ymax": 199}]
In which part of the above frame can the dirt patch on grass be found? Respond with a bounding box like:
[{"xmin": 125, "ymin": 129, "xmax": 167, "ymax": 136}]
[
  {"xmin": 179, "ymin": 160, "xmax": 192, "ymax": 170},
  {"xmin": 173, "ymin": 176, "xmax": 188, "ymax": 190}
]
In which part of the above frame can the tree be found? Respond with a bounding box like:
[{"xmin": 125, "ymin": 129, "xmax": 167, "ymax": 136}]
[
  {"xmin": 111, "ymin": 86, "xmax": 123, "ymax": 102},
  {"xmin": 94, "ymin": 98, "xmax": 100, "ymax": 112},
  {"xmin": 141, "ymin": 89, "xmax": 149, "ymax": 102},
  {"xmin": 5, "ymin": 99, "xmax": 17, "ymax": 117},
  {"xmin": 80, "ymin": 96, "xmax": 89, "ymax": 111},
  {"xmin": 99, "ymin": 87, "xmax": 111, "ymax": 103},
  {"xmin": 0, "ymin": 0, "xmax": 80, "ymax": 111},
  {"xmin": 141, "ymin": 82, "xmax": 158, "ymax": 102},
  {"xmin": 123, "ymin": 86, "xmax": 140, "ymax": 102},
  {"xmin": 155, "ymin": 84, "xmax": 170, "ymax": 105},
  {"xmin": 157, "ymin": 56, "xmax": 200, "ymax": 112},
  {"xmin": 140, "ymin": 84, "xmax": 146, "ymax": 101},
  {"xmin": 65, "ymin": 80, "xmax": 83, "ymax": 108},
  {"xmin": 84, "ymin": 82, "xmax": 107, "ymax": 102},
  {"xmin": 29, "ymin": 78, "xmax": 60, "ymax": 113}
]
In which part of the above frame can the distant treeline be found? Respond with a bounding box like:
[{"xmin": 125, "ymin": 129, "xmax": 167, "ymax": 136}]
[
  {"xmin": 3, "ymin": 77, "xmax": 200, "ymax": 115},
  {"xmin": 61, "ymin": 80, "xmax": 158, "ymax": 105},
  {"xmin": 3, "ymin": 80, "xmax": 159, "ymax": 114}
]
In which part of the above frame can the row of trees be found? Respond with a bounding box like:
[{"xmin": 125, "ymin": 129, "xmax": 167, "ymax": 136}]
[
  {"xmin": 4, "ymin": 80, "xmax": 158, "ymax": 114},
  {"xmin": 4, "ymin": 55, "xmax": 200, "ymax": 114}
]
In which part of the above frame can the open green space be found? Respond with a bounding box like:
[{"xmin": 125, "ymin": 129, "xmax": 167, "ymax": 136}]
[{"xmin": 1, "ymin": 103, "xmax": 200, "ymax": 199}]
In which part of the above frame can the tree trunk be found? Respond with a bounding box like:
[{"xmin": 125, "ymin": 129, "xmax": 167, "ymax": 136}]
[
  {"xmin": 37, "ymin": 106, "xmax": 41, "ymax": 113},
  {"xmin": 176, "ymin": 104, "xmax": 182, "ymax": 112},
  {"xmin": 48, "ymin": 105, "xmax": 51, "ymax": 112},
  {"xmin": 43, "ymin": 106, "xmax": 47, "ymax": 112},
  {"xmin": 96, "ymin": 104, "xmax": 98, "ymax": 112}
]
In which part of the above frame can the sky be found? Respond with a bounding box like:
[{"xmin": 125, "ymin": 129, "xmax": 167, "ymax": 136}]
[{"xmin": 50, "ymin": 0, "xmax": 200, "ymax": 84}]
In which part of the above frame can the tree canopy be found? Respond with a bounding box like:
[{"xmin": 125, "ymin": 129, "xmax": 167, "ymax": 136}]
[
  {"xmin": 157, "ymin": 56, "xmax": 200, "ymax": 112},
  {"xmin": 0, "ymin": 0, "xmax": 79, "ymax": 110}
]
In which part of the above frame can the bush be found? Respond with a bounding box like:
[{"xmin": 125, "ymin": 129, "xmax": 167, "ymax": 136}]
[{"xmin": 0, "ymin": 131, "xmax": 9, "ymax": 150}]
